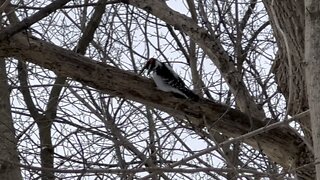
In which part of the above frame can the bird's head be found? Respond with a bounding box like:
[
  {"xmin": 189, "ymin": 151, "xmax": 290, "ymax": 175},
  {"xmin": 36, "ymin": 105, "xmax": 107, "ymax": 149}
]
[{"xmin": 140, "ymin": 58, "xmax": 159, "ymax": 75}]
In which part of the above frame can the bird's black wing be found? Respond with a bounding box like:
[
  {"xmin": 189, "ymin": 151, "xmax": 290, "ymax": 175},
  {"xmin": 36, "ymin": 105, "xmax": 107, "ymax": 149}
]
[
  {"xmin": 156, "ymin": 62, "xmax": 199, "ymax": 100},
  {"xmin": 156, "ymin": 62, "xmax": 186, "ymax": 88}
]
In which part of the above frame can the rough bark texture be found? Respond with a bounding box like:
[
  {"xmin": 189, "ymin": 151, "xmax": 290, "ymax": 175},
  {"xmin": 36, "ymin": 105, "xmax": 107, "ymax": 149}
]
[
  {"xmin": 264, "ymin": 0, "xmax": 306, "ymax": 115},
  {"xmin": 305, "ymin": 0, "xmax": 320, "ymax": 178},
  {"xmin": 0, "ymin": 59, "xmax": 22, "ymax": 180},
  {"xmin": 263, "ymin": 1, "xmax": 315, "ymax": 178},
  {"xmin": 264, "ymin": 0, "xmax": 312, "ymax": 140},
  {"xmin": 0, "ymin": 34, "xmax": 311, "ymax": 172}
]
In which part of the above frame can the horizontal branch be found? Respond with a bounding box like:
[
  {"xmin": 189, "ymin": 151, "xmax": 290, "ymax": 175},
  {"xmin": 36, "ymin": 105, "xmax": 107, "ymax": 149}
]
[
  {"xmin": 0, "ymin": 34, "xmax": 311, "ymax": 169},
  {"xmin": 123, "ymin": 0, "xmax": 265, "ymax": 119}
]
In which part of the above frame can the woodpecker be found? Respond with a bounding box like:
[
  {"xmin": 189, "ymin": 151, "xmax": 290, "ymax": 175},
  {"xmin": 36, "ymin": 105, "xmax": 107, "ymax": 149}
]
[{"xmin": 140, "ymin": 58, "xmax": 199, "ymax": 100}]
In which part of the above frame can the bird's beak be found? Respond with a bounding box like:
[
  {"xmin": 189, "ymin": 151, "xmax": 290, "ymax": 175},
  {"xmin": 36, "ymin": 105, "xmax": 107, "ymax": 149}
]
[{"xmin": 139, "ymin": 64, "xmax": 148, "ymax": 75}]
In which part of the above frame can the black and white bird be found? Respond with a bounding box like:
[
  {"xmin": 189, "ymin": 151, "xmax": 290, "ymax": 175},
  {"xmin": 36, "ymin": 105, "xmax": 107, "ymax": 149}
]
[{"xmin": 140, "ymin": 58, "xmax": 199, "ymax": 100}]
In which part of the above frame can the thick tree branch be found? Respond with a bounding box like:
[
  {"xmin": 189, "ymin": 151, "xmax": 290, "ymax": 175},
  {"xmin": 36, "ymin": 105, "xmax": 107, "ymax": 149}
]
[
  {"xmin": 305, "ymin": 0, "xmax": 320, "ymax": 177},
  {"xmin": 0, "ymin": 58, "xmax": 22, "ymax": 179},
  {"xmin": 0, "ymin": 34, "xmax": 311, "ymax": 170},
  {"xmin": 262, "ymin": 1, "xmax": 314, "ymax": 178},
  {"xmin": 122, "ymin": 0, "xmax": 265, "ymax": 119}
]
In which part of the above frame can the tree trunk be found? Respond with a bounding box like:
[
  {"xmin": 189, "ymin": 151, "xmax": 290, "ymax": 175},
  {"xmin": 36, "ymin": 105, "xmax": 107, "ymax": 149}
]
[
  {"xmin": 0, "ymin": 0, "xmax": 316, "ymax": 179},
  {"xmin": 263, "ymin": 0, "xmax": 310, "ymax": 131},
  {"xmin": 0, "ymin": 59, "xmax": 22, "ymax": 180},
  {"xmin": 305, "ymin": 0, "xmax": 320, "ymax": 179},
  {"xmin": 263, "ymin": 1, "xmax": 315, "ymax": 178}
]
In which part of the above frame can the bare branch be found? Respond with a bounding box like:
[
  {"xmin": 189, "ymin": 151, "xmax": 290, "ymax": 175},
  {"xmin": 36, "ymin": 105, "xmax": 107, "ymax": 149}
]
[
  {"xmin": 0, "ymin": 33, "xmax": 311, "ymax": 169},
  {"xmin": 0, "ymin": 0, "xmax": 71, "ymax": 41}
]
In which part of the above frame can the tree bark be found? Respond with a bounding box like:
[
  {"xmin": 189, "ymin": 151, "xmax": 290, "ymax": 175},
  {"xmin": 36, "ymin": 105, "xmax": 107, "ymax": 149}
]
[
  {"xmin": 263, "ymin": 1, "xmax": 315, "ymax": 178},
  {"xmin": 0, "ymin": 59, "xmax": 22, "ymax": 180},
  {"xmin": 263, "ymin": 0, "xmax": 312, "ymax": 139},
  {"xmin": 0, "ymin": 34, "xmax": 311, "ymax": 173},
  {"xmin": 2, "ymin": 1, "xmax": 108, "ymax": 179},
  {"xmin": 0, "ymin": 0, "xmax": 315, "ymax": 178},
  {"xmin": 305, "ymin": 0, "xmax": 320, "ymax": 179},
  {"xmin": 263, "ymin": 0, "xmax": 306, "ymax": 116},
  {"xmin": 122, "ymin": 0, "xmax": 265, "ymax": 120},
  {"xmin": 17, "ymin": 61, "xmax": 56, "ymax": 180}
]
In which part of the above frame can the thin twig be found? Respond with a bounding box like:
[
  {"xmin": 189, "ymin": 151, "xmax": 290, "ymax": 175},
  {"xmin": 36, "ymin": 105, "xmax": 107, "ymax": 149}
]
[{"xmin": 0, "ymin": 0, "xmax": 71, "ymax": 41}]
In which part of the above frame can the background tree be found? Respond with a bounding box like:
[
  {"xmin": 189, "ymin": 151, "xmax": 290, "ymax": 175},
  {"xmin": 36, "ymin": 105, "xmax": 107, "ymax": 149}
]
[
  {"xmin": 0, "ymin": 0, "xmax": 317, "ymax": 179},
  {"xmin": 305, "ymin": 0, "xmax": 320, "ymax": 178}
]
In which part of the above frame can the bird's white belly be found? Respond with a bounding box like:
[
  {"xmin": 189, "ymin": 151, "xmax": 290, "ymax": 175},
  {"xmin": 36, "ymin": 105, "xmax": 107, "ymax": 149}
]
[{"xmin": 152, "ymin": 73, "xmax": 185, "ymax": 95}]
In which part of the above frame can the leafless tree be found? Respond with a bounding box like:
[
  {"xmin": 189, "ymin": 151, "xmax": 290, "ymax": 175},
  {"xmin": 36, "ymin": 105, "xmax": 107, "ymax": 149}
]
[{"xmin": 0, "ymin": 0, "xmax": 317, "ymax": 179}]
